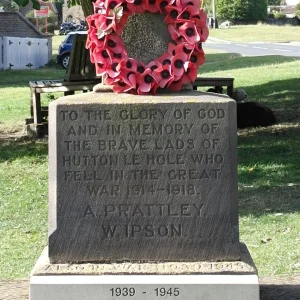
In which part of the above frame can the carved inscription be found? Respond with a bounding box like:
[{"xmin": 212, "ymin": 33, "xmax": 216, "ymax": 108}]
[
  {"xmin": 39, "ymin": 260, "xmax": 255, "ymax": 275},
  {"xmin": 48, "ymin": 95, "xmax": 242, "ymax": 262},
  {"xmin": 56, "ymin": 105, "xmax": 229, "ymax": 242}
]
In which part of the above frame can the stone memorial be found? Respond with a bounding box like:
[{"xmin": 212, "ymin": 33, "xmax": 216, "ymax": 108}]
[
  {"xmin": 48, "ymin": 92, "xmax": 240, "ymax": 263},
  {"xmin": 30, "ymin": 3, "xmax": 259, "ymax": 300},
  {"xmin": 30, "ymin": 92, "xmax": 259, "ymax": 299}
]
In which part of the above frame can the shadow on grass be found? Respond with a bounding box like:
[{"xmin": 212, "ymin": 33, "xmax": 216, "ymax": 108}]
[
  {"xmin": 238, "ymin": 126, "xmax": 300, "ymax": 216},
  {"xmin": 240, "ymin": 78, "xmax": 300, "ymax": 109},
  {"xmin": 0, "ymin": 139, "xmax": 48, "ymax": 163},
  {"xmin": 239, "ymin": 184, "xmax": 300, "ymax": 217},
  {"xmin": 201, "ymin": 55, "xmax": 299, "ymax": 73}
]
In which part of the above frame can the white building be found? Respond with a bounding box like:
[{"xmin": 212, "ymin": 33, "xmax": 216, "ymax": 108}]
[{"xmin": 286, "ymin": 0, "xmax": 300, "ymax": 5}]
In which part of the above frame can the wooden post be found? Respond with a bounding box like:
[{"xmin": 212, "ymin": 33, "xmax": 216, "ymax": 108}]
[
  {"xmin": 45, "ymin": 17, "xmax": 48, "ymax": 34},
  {"xmin": 212, "ymin": 0, "xmax": 216, "ymax": 29}
]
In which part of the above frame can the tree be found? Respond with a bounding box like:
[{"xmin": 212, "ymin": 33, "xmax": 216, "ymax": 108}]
[
  {"xmin": 216, "ymin": 0, "xmax": 268, "ymax": 22},
  {"xmin": 202, "ymin": 0, "xmax": 212, "ymax": 14},
  {"xmin": 0, "ymin": 0, "xmax": 19, "ymax": 11},
  {"xmin": 267, "ymin": 0, "xmax": 285, "ymax": 5}
]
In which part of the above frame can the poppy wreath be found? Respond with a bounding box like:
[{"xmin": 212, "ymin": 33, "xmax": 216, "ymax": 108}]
[{"xmin": 86, "ymin": 0, "xmax": 208, "ymax": 94}]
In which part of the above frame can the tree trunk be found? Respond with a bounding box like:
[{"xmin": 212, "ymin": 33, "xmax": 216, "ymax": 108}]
[{"xmin": 80, "ymin": 0, "xmax": 93, "ymax": 17}]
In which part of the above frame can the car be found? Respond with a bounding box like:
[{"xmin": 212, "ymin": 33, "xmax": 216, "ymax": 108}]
[{"xmin": 56, "ymin": 31, "xmax": 87, "ymax": 69}]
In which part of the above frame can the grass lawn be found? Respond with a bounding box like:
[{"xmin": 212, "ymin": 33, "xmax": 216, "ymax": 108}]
[
  {"xmin": 0, "ymin": 37, "xmax": 300, "ymax": 279},
  {"xmin": 209, "ymin": 24, "xmax": 300, "ymax": 43}
]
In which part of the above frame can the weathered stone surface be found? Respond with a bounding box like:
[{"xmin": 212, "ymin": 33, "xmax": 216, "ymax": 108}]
[
  {"xmin": 120, "ymin": 13, "xmax": 173, "ymax": 64},
  {"xmin": 35, "ymin": 244, "xmax": 255, "ymax": 276},
  {"xmin": 48, "ymin": 91, "xmax": 239, "ymax": 263}
]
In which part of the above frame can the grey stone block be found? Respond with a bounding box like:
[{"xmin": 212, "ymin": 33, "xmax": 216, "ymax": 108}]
[{"xmin": 48, "ymin": 91, "xmax": 239, "ymax": 263}]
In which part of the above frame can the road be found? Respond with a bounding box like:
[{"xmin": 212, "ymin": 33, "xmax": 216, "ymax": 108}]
[{"xmin": 204, "ymin": 39, "xmax": 300, "ymax": 57}]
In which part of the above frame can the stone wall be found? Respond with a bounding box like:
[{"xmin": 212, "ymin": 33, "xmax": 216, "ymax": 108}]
[{"xmin": 62, "ymin": 0, "xmax": 85, "ymax": 23}]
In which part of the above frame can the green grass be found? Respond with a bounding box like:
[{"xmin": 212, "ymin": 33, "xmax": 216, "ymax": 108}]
[
  {"xmin": 0, "ymin": 36, "xmax": 300, "ymax": 278},
  {"xmin": 0, "ymin": 139, "xmax": 48, "ymax": 278},
  {"xmin": 198, "ymin": 51, "xmax": 300, "ymax": 276},
  {"xmin": 0, "ymin": 68, "xmax": 65, "ymax": 132},
  {"xmin": 209, "ymin": 24, "xmax": 300, "ymax": 43}
]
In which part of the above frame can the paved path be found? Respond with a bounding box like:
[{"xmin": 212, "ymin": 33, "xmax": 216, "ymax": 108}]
[
  {"xmin": 204, "ymin": 38, "xmax": 300, "ymax": 57},
  {"xmin": 1, "ymin": 276, "xmax": 300, "ymax": 300}
]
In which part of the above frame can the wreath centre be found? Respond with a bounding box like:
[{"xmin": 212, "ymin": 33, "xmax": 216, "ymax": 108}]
[{"xmin": 120, "ymin": 13, "xmax": 172, "ymax": 65}]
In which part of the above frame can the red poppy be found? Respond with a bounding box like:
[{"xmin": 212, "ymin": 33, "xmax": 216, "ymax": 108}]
[
  {"xmin": 144, "ymin": 0, "xmax": 159, "ymax": 13},
  {"xmin": 189, "ymin": 50, "xmax": 205, "ymax": 67},
  {"xmin": 156, "ymin": 0, "xmax": 172, "ymax": 13},
  {"xmin": 95, "ymin": 62, "xmax": 106, "ymax": 75},
  {"xmin": 113, "ymin": 80, "xmax": 136, "ymax": 93},
  {"xmin": 171, "ymin": 52, "xmax": 188, "ymax": 77},
  {"xmin": 95, "ymin": 14, "xmax": 116, "ymax": 33},
  {"xmin": 104, "ymin": 0, "xmax": 123, "ymax": 10},
  {"xmin": 146, "ymin": 60, "xmax": 161, "ymax": 72},
  {"xmin": 92, "ymin": 47, "xmax": 113, "ymax": 65},
  {"xmin": 126, "ymin": 0, "xmax": 145, "ymax": 14},
  {"xmin": 172, "ymin": 42, "xmax": 194, "ymax": 57},
  {"xmin": 93, "ymin": 0, "xmax": 106, "ymax": 14},
  {"xmin": 181, "ymin": 65, "xmax": 198, "ymax": 83},
  {"xmin": 200, "ymin": 26, "xmax": 209, "ymax": 42},
  {"xmin": 168, "ymin": 77, "xmax": 184, "ymax": 92},
  {"xmin": 105, "ymin": 74, "xmax": 136, "ymax": 93},
  {"xmin": 164, "ymin": 5, "xmax": 181, "ymax": 24},
  {"xmin": 106, "ymin": 59, "xmax": 121, "ymax": 78},
  {"xmin": 177, "ymin": 5, "xmax": 199, "ymax": 22},
  {"xmin": 157, "ymin": 51, "xmax": 173, "ymax": 66},
  {"xmin": 153, "ymin": 64, "xmax": 174, "ymax": 88},
  {"xmin": 176, "ymin": 0, "xmax": 200, "ymax": 10},
  {"xmin": 137, "ymin": 69, "xmax": 158, "ymax": 94},
  {"xmin": 104, "ymin": 35, "xmax": 126, "ymax": 54},
  {"xmin": 168, "ymin": 24, "xmax": 181, "ymax": 42},
  {"xmin": 117, "ymin": 59, "xmax": 137, "ymax": 88},
  {"xmin": 179, "ymin": 21, "xmax": 200, "ymax": 45},
  {"xmin": 136, "ymin": 62, "xmax": 146, "ymax": 74},
  {"xmin": 193, "ymin": 9, "xmax": 207, "ymax": 28},
  {"xmin": 104, "ymin": 74, "xmax": 117, "ymax": 85},
  {"xmin": 86, "ymin": 27, "xmax": 105, "ymax": 49},
  {"xmin": 117, "ymin": 58, "xmax": 137, "ymax": 73}
]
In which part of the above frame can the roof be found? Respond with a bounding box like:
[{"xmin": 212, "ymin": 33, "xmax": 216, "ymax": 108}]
[
  {"xmin": 281, "ymin": 6, "xmax": 297, "ymax": 15},
  {"xmin": 0, "ymin": 12, "xmax": 49, "ymax": 38}
]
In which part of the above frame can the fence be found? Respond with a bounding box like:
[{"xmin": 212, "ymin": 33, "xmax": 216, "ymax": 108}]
[{"xmin": 0, "ymin": 36, "xmax": 49, "ymax": 70}]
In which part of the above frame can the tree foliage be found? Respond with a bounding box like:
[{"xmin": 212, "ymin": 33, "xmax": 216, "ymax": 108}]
[
  {"xmin": 13, "ymin": 0, "xmax": 40, "ymax": 10},
  {"xmin": 267, "ymin": 0, "xmax": 286, "ymax": 5},
  {"xmin": 216, "ymin": 0, "xmax": 268, "ymax": 22}
]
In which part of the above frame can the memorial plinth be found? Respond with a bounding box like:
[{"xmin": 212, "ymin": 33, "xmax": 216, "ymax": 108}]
[
  {"xmin": 30, "ymin": 91, "xmax": 259, "ymax": 300},
  {"xmin": 48, "ymin": 91, "xmax": 239, "ymax": 263}
]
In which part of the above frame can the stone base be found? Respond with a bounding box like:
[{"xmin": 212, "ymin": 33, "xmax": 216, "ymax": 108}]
[
  {"xmin": 30, "ymin": 274, "xmax": 259, "ymax": 300},
  {"xmin": 32, "ymin": 243, "xmax": 257, "ymax": 276},
  {"xmin": 30, "ymin": 244, "xmax": 259, "ymax": 299}
]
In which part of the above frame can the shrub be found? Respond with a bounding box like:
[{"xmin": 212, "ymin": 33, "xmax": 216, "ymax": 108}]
[
  {"xmin": 296, "ymin": 10, "xmax": 300, "ymax": 20},
  {"xmin": 274, "ymin": 12, "xmax": 286, "ymax": 20}
]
